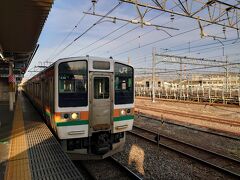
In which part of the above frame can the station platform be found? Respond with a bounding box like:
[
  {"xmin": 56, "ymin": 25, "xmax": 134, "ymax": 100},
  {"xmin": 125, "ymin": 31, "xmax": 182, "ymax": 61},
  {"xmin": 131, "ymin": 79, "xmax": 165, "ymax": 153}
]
[{"xmin": 0, "ymin": 93, "xmax": 84, "ymax": 180}]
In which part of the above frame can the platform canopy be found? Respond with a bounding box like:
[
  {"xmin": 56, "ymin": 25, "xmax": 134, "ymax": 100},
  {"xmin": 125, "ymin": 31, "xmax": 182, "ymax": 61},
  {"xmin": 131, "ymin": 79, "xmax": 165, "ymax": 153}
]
[{"xmin": 0, "ymin": 0, "xmax": 54, "ymax": 79}]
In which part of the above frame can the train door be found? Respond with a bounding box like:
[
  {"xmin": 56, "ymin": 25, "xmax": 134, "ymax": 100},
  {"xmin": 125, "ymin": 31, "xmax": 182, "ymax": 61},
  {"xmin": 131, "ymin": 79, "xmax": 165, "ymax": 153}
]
[{"xmin": 89, "ymin": 72, "xmax": 113, "ymax": 132}]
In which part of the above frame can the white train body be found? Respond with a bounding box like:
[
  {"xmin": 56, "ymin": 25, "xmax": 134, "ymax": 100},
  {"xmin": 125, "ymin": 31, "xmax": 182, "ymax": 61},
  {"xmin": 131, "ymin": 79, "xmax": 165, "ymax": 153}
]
[{"xmin": 23, "ymin": 56, "xmax": 134, "ymax": 159}]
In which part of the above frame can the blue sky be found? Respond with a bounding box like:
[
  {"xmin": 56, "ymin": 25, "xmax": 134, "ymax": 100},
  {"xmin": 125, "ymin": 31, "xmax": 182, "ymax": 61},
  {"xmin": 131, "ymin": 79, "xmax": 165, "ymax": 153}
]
[{"xmin": 25, "ymin": 0, "xmax": 240, "ymax": 78}]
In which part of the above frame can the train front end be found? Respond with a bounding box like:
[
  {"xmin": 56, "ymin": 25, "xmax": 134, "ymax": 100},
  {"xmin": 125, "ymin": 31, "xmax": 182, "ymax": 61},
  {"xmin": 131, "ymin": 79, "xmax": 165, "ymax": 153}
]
[{"xmin": 55, "ymin": 57, "xmax": 134, "ymax": 159}]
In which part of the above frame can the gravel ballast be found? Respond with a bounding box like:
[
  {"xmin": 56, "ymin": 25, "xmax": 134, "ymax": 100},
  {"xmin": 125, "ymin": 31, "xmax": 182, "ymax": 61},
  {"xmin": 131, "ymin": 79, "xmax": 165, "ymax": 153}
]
[
  {"xmin": 135, "ymin": 115, "xmax": 240, "ymax": 160},
  {"xmin": 113, "ymin": 134, "xmax": 237, "ymax": 179}
]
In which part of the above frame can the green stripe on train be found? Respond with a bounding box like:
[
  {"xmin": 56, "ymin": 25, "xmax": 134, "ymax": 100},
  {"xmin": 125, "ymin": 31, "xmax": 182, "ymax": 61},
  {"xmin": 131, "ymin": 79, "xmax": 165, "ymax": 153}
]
[
  {"xmin": 45, "ymin": 111, "xmax": 51, "ymax": 117},
  {"xmin": 56, "ymin": 115, "xmax": 133, "ymax": 126},
  {"xmin": 56, "ymin": 120, "xmax": 89, "ymax": 126},
  {"xmin": 113, "ymin": 115, "xmax": 134, "ymax": 122}
]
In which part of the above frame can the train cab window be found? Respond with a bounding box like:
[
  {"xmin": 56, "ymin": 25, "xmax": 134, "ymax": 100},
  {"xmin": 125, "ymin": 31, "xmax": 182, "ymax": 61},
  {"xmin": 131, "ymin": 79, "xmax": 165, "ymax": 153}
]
[
  {"xmin": 114, "ymin": 63, "xmax": 134, "ymax": 104},
  {"xmin": 58, "ymin": 60, "xmax": 88, "ymax": 107},
  {"xmin": 94, "ymin": 77, "xmax": 109, "ymax": 99}
]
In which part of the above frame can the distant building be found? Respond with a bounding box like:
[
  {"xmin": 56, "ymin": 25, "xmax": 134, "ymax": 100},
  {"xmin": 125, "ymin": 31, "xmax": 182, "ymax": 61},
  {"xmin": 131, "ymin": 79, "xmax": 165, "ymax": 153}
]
[
  {"xmin": 135, "ymin": 73, "xmax": 240, "ymax": 90},
  {"xmin": 189, "ymin": 73, "xmax": 240, "ymax": 90},
  {"xmin": 135, "ymin": 76, "xmax": 162, "ymax": 88}
]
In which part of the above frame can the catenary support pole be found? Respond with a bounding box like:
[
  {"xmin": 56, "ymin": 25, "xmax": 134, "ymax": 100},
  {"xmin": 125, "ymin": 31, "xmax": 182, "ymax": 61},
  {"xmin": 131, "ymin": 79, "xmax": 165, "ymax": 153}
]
[{"xmin": 152, "ymin": 47, "xmax": 156, "ymax": 102}]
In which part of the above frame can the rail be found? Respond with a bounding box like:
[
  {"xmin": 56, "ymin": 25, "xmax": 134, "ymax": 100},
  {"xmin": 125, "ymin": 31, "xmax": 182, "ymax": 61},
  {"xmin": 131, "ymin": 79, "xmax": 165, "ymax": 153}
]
[
  {"xmin": 75, "ymin": 157, "xmax": 142, "ymax": 179},
  {"xmin": 136, "ymin": 105, "xmax": 240, "ymax": 127},
  {"xmin": 129, "ymin": 125, "xmax": 240, "ymax": 178},
  {"xmin": 136, "ymin": 113, "xmax": 240, "ymax": 141}
]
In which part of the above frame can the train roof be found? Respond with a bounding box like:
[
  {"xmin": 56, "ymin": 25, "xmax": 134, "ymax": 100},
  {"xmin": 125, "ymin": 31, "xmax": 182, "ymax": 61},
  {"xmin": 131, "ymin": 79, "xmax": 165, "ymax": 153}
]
[
  {"xmin": 24, "ymin": 56, "xmax": 133, "ymax": 84},
  {"xmin": 54, "ymin": 56, "xmax": 133, "ymax": 68}
]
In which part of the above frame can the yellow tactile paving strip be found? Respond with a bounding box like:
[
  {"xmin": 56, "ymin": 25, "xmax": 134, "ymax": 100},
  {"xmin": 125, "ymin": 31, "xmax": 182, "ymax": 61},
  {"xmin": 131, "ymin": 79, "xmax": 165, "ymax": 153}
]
[{"xmin": 4, "ymin": 99, "xmax": 31, "ymax": 180}]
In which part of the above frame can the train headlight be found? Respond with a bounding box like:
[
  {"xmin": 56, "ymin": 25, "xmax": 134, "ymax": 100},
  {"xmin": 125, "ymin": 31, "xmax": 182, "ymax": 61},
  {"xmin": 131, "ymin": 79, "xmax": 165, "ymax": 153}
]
[
  {"xmin": 71, "ymin": 113, "xmax": 78, "ymax": 120},
  {"xmin": 120, "ymin": 109, "xmax": 126, "ymax": 116}
]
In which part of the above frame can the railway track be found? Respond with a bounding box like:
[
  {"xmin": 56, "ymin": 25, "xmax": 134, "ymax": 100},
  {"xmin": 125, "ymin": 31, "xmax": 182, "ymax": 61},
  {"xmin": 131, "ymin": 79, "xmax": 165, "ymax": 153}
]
[
  {"xmin": 74, "ymin": 157, "xmax": 142, "ymax": 180},
  {"xmin": 110, "ymin": 157, "xmax": 142, "ymax": 180},
  {"xmin": 136, "ymin": 105, "xmax": 240, "ymax": 127},
  {"xmin": 129, "ymin": 125, "xmax": 240, "ymax": 178},
  {"xmin": 136, "ymin": 96, "xmax": 240, "ymax": 107},
  {"xmin": 136, "ymin": 113, "xmax": 240, "ymax": 141}
]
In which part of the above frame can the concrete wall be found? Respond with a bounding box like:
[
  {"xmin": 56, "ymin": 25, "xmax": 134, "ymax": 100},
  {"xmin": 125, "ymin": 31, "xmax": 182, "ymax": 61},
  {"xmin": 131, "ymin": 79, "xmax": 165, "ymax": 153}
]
[{"xmin": 0, "ymin": 78, "xmax": 9, "ymax": 101}]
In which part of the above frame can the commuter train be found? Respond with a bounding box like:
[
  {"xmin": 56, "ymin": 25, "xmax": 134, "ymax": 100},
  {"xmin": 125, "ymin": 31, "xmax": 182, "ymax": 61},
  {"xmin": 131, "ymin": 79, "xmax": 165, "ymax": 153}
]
[{"xmin": 23, "ymin": 56, "xmax": 134, "ymax": 159}]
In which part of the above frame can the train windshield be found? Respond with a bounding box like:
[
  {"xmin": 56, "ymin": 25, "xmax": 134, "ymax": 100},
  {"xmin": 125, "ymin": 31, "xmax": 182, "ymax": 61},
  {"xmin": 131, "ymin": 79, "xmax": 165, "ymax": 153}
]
[
  {"xmin": 114, "ymin": 63, "xmax": 134, "ymax": 104},
  {"xmin": 58, "ymin": 60, "xmax": 88, "ymax": 107}
]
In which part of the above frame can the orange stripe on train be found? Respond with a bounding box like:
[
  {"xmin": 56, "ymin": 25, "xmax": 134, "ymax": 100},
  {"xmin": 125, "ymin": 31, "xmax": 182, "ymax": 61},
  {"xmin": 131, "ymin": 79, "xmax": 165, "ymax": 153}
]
[
  {"xmin": 54, "ymin": 112, "xmax": 61, "ymax": 122},
  {"xmin": 80, "ymin": 111, "xmax": 89, "ymax": 120},
  {"xmin": 113, "ymin": 109, "xmax": 120, "ymax": 117}
]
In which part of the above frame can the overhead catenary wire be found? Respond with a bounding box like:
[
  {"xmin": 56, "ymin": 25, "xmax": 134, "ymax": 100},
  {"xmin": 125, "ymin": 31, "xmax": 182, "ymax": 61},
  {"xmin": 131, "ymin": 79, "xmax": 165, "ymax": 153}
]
[
  {"xmin": 129, "ymin": 32, "xmax": 240, "ymax": 66},
  {"xmin": 46, "ymin": 0, "xmax": 237, "ymax": 59},
  {"xmin": 83, "ymin": 11, "xmax": 179, "ymax": 30},
  {"xmin": 107, "ymin": 29, "xmax": 155, "ymax": 52},
  {"xmin": 114, "ymin": 23, "xmax": 239, "ymax": 59},
  {"xmin": 69, "ymin": 22, "xmax": 130, "ymax": 56},
  {"xmin": 106, "ymin": 2, "xmax": 239, "ymax": 58},
  {"xmin": 50, "ymin": 2, "xmax": 123, "ymax": 61},
  {"xmin": 130, "ymin": 42, "xmax": 240, "ymax": 68},
  {"xmin": 206, "ymin": 52, "xmax": 240, "ymax": 59},
  {"xmin": 114, "ymin": 21, "xmax": 232, "ymax": 58},
  {"xmin": 45, "ymin": 5, "xmax": 93, "ymax": 62},
  {"xmin": 114, "ymin": 26, "xmax": 201, "ymax": 57},
  {"xmin": 110, "ymin": 2, "xmax": 237, "ymax": 61},
  {"xmin": 135, "ymin": 68, "xmax": 232, "ymax": 74},
  {"xmin": 121, "ymin": 0, "xmax": 240, "ymax": 30},
  {"xmin": 68, "ymin": 10, "xmax": 153, "ymax": 56},
  {"xmin": 101, "ymin": 1, "xmax": 202, "ymax": 55},
  {"xmin": 162, "ymin": 38, "xmax": 240, "ymax": 56},
  {"xmin": 155, "ymin": 30, "xmax": 236, "ymax": 53},
  {"xmin": 76, "ymin": 0, "xmax": 240, "ymax": 76},
  {"xmin": 69, "ymin": 10, "xmax": 164, "ymax": 56},
  {"xmin": 136, "ymin": 62, "xmax": 240, "ymax": 75},
  {"xmin": 84, "ymin": 26, "xmax": 140, "ymax": 55},
  {"xmin": 25, "ymin": 0, "xmax": 240, "ymax": 80},
  {"xmin": 37, "ymin": 1, "xmax": 239, "ymax": 69},
  {"xmin": 70, "ymin": 1, "xmax": 186, "ymax": 56},
  {"xmin": 131, "ymin": 48, "xmax": 240, "ymax": 67},
  {"xmin": 174, "ymin": 40, "xmax": 240, "ymax": 56},
  {"xmin": 83, "ymin": 16, "xmax": 180, "ymax": 55}
]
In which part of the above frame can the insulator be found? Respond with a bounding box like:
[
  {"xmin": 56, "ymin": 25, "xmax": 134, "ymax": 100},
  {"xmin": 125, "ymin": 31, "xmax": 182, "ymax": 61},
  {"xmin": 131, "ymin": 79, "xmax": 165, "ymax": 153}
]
[
  {"xmin": 113, "ymin": 17, "xmax": 116, "ymax": 23},
  {"xmin": 92, "ymin": 0, "xmax": 97, "ymax": 14},
  {"xmin": 223, "ymin": 26, "xmax": 226, "ymax": 33},
  {"xmin": 170, "ymin": 13, "xmax": 174, "ymax": 21}
]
